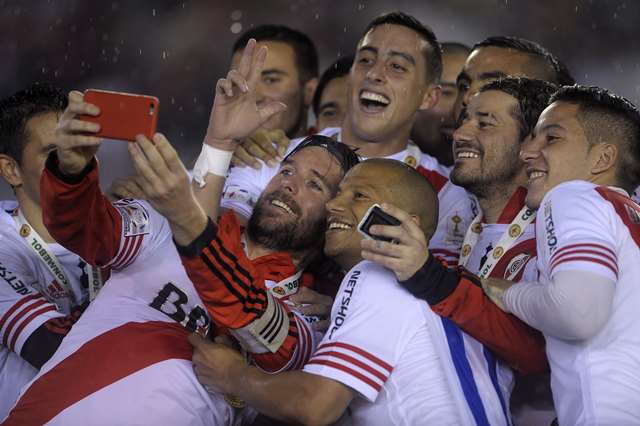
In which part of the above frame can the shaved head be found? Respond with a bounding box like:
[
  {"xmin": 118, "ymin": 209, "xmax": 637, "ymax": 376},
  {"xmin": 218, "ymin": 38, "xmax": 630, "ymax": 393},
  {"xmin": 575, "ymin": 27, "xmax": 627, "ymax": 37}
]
[{"xmin": 359, "ymin": 159, "xmax": 439, "ymax": 239}]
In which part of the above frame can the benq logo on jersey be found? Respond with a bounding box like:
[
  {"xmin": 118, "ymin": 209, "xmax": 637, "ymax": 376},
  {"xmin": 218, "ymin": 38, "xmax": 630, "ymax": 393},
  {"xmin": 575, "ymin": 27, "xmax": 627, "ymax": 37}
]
[
  {"xmin": 150, "ymin": 282, "xmax": 210, "ymax": 334},
  {"xmin": 544, "ymin": 202, "xmax": 558, "ymax": 254},
  {"xmin": 114, "ymin": 200, "xmax": 150, "ymax": 237},
  {"xmin": 328, "ymin": 269, "xmax": 361, "ymax": 339},
  {"xmin": 504, "ymin": 253, "xmax": 531, "ymax": 281}
]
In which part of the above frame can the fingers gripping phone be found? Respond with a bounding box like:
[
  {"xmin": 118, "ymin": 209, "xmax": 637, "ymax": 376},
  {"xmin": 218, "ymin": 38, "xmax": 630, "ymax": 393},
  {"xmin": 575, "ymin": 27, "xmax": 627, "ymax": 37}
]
[
  {"xmin": 81, "ymin": 89, "xmax": 159, "ymax": 142},
  {"xmin": 357, "ymin": 204, "xmax": 401, "ymax": 242}
]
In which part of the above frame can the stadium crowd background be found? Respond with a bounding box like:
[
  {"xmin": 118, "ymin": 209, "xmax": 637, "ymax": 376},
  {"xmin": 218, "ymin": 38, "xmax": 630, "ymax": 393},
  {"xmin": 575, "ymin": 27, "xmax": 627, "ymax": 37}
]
[{"xmin": 1, "ymin": 0, "xmax": 639, "ymax": 200}]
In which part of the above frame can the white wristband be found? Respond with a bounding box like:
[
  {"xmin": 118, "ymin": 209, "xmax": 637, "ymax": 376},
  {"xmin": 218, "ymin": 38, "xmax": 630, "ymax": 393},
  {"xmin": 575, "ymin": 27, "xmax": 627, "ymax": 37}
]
[{"xmin": 192, "ymin": 144, "xmax": 233, "ymax": 187}]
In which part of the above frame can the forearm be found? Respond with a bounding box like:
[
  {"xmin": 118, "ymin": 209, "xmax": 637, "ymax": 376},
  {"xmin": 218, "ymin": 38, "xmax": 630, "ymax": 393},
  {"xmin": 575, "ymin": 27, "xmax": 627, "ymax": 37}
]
[
  {"xmin": 504, "ymin": 270, "xmax": 614, "ymax": 340},
  {"xmin": 41, "ymin": 152, "xmax": 122, "ymax": 266},
  {"xmin": 192, "ymin": 137, "xmax": 235, "ymax": 221},
  {"xmin": 231, "ymin": 367, "xmax": 348, "ymax": 425},
  {"xmin": 168, "ymin": 198, "xmax": 208, "ymax": 247},
  {"xmin": 402, "ymin": 255, "xmax": 547, "ymax": 374}
]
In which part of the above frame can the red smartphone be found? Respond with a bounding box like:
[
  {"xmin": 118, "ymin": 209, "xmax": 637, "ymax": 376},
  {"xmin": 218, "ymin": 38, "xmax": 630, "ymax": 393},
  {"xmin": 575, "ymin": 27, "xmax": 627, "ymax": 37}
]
[{"xmin": 81, "ymin": 89, "xmax": 159, "ymax": 142}]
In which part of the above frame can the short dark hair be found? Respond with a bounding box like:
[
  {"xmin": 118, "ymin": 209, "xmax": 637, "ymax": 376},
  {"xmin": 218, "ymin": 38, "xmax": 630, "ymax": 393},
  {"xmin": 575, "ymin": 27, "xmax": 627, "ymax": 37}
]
[
  {"xmin": 0, "ymin": 83, "xmax": 67, "ymax": 165},
  {"xmin": 480, "ymin": 77, "xmax": 558, "ymax": 140},
  {"xmin": 550, "ymin": 85, "xmax": 640, "ymax": 193},
  {"xmin": 232, "ymin": 25, "xmax": 318, "ymax": 83},
  {"xmin": 364, "ymin": 12, "xmax": 442, "ymax": 84},
  {"xmin": 441, "ymin": 42, "xmax": 472, "ymax": 57},
  {"xmin": 284, "ymin": 134, "xmax": 360, "ymax": 176},
  {"xmin": 474, "ymin": 36, "xmax": 575, "ymax": 86},
  {"xmin": 312, "ymin": 55, "xmax": 354, "ymax": 117}
]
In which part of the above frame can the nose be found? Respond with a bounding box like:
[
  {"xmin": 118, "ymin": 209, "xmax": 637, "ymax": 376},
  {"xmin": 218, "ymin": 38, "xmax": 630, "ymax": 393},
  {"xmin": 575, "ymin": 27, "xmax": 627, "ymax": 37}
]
[
  {"xmin": 365, "ymin": 61, "xmax": 385, "ymax": 84},
  {"xmin": 519, "ymin": 134, "xmax": 543, "ymax": 163},
  {"xmin": 280, "ymin": 174, "xmax": 299, "ymax": 195},
  {"xmin": 326, "ymin": 192, "xmax": 346, "ymax": 214},
  {"xmin": 452, "ymin": 120, "xmax": 473, "ymax": 145}
]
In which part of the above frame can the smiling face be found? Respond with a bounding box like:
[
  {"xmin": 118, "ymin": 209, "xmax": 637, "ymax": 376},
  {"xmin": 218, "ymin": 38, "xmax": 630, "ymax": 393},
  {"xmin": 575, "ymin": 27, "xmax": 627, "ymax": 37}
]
[
  {"xmin": 232, "ymin": 41, "xmax": 307, "ymax": 137},
  {"xmin": 345, "ymin": 24, "xmax": 431, "ymax": 143},
  {"xmin": 248, "ymin": 146, "xmax": 343, "ymax": 252},
  {"xmin": 522, "ymin": 101, "xmax": 595, "ymax": 209},
  {"xmin": 451, "ymin": 90, "xmax": 524, "ymax": 198}
]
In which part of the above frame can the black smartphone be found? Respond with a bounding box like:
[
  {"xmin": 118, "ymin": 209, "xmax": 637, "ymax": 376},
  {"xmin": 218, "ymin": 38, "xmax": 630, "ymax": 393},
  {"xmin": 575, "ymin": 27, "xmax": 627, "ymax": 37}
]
[{"xmin": 357, "ymin": 204, "xmax": 401, "ymax": 242}]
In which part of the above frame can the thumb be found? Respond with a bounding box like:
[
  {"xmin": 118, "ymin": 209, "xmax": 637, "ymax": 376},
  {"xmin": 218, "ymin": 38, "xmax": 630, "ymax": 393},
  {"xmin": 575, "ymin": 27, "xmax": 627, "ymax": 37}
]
[
  {"xmin": 188, "ymin": 332, "xmax": 208, "ymax": 348},
  {"xmin": 258, "ymin": 101, "xmax": 287, "ymax": 124}
]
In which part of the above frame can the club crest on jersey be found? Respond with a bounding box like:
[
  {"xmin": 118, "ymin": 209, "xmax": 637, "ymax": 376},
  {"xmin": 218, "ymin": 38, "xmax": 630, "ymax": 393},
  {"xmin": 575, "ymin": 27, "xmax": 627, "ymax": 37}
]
[
  {"xmin": 625, "ymin": 204, "xmax": 640, "ymax": 224},
  {"xmin": 114, "ymin": 200, "xmax": 150, "ymax": 237},
  {"xmin": 46, "ymin": 280, "xmax": 67, "ymax": 299},
  {"xmin": 504, "ymin": 253, "xmax": 531, "ymax": 281},
  {"xmin": 223, "ymin": 185, "xmax": 255, "ymax": 207},
  {"xmin": 271, "ymin": 286, "xmax": 286, "ymax": 297}
]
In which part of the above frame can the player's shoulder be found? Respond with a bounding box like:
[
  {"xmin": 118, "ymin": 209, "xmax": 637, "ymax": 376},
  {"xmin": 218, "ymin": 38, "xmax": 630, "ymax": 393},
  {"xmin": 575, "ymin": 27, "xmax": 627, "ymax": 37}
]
[
  {"xmin": 343, "ymin": 261, "xmax": 418, "ymax": 306},
  {"xmin": 541, "ymin": 180, "xmax": 613, "ymax": 217},
  {"xmin": 0, "ymin": 202, "xmax": 28, "ymax": 255}
]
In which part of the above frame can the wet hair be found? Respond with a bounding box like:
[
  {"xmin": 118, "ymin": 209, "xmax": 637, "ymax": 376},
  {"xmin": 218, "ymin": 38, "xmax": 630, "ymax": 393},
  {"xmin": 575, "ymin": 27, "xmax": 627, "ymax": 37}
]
[
  {"xmin": 474, "ymin": 36, "xmax": 575, "ymax": 85},
  {"xmin": 441, "ymin": 42, "xmax": 472, "ymax": 57},
  {"xmin": 480, "ymin": 77, "xmax": 558, "ymax": 140},
  {"xmin": 0, "ymin": 82, "xmax": 66, "ymax": 165},
  {"xmin": 312, "ymin": 55, "xmax": 354, "ymax": 117},
  {"xmin": 550, "ymin": 85, "xmax": 640, "ymax": 193},
  {"xmin": 232, "ymin": 25, "xmax": 318, "ymax": 83},
  {"xmin": 283, "ymin": 134, "xmax": 360, "ymax": 176},
  {"xmin": 363, "ymin": 11, "xmax": 442, "ymax": 83}
]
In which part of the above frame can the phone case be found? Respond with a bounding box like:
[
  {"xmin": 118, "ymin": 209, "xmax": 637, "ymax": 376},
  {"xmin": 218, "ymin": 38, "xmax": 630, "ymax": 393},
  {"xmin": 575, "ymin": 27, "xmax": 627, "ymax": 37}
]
[
  {"xmin": 357, "ymin": 204, "xmax": 401, "ymax": 242},
  {"xmin": 81, "ymin": 89, "xmax": 159, "ymax": 142}
]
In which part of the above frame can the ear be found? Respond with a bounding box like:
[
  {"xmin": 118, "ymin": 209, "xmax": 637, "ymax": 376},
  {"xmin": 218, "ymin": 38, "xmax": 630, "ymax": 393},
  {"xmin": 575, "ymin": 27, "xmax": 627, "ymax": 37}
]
[
  {"xmin": 590, "ymin": 143, "xmax": 618, "ymax": 175},
  {"xmin": 418, "ymin": 84, "xmax": 441, "ymax": 112},
  {"xmin": 303, "ymin": 77, "xmax": 319, "ymax": 107},
  {"xmin": 409, "ymin": 214, "xmax": 421, "ymax": 227},
  {"xmin": 0, "ymin": 154, "xmax": 23, "ymax": 188}
]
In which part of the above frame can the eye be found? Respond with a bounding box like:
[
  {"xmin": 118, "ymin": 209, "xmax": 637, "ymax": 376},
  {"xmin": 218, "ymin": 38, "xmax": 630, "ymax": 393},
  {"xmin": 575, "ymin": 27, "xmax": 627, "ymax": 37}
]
[
  {"xmin": 478, "ymin": 121, "xmax": 493, "ymax": 129},
  {"xmin": 320, "ymin": 109, "xmax": 336, "ymax": 118},
  {"xmin": 308, "ymin": 180, "xmax": 323, "ymax": 191},
  {"xmin": 263, "ymin": 76, "xmax": 281, "ymax": 85},
  {"xmin": 354, "ymin": 191, "xmax": 368, "ymax": 200},
  {"xmin": 280, "ymin": 168, "xmax": 293, "ymax": 177},
  {"xmin": 357, "ymin": 57, "xmax": 373, "ymax": 66},
  {"xmin": 546, "ymin": 135, "xmax": 560, "ymax": 144},
  {"xmin": 390, "ymin": 62, "xmax": 407, "ymax": 72}
]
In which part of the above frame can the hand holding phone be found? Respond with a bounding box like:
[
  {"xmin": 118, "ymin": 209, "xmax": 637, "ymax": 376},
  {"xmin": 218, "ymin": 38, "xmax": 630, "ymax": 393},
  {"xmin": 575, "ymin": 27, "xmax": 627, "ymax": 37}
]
[
  {"xmin": 357, "ymin": 204, "xmax": 401, "ymax": 242},
  {"xmin": 81, "ymin": 89, "xmax": 159, "ymax": 142}
]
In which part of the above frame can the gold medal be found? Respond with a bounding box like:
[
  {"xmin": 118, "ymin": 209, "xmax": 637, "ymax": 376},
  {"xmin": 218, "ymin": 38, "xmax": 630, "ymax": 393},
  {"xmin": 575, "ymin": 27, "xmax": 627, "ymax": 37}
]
[
  {"xmin": 404, "ymin": 155, "xmax": 417, "ymax": 168},
  {"xmin": 19, "ymin": 224, "xmax": 31, "ymax": 237},
  {"xmin": 224, "ymin": 394, "xmax": 246, "ymax": 409},
  {"xmin": 492, "ymin": 246, "xmax": 504, "ymax": 259},
  {"xmin": 508, "ymin": 224, "xmax": 521, "ymax": 238}
]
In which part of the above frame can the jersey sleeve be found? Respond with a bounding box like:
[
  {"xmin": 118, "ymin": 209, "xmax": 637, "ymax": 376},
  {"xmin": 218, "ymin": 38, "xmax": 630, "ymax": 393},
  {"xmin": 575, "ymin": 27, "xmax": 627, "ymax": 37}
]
[
  {"xmin": 303, "ymin": 262, "xmax": 417, "ymax": 402},
  {"xmin": 41, "ymin": 153, "xmax": 168, "ymax": 269},
  {"xmin": 537, "ymin": 183, "xmax": 619, "ymax": 282},
  {"xmin": 0, "ymin": 250, "xmax": 64, "ymax": 356},
  {"xmin": 174, "ymin": 214, "xmax": 310, "ymax": 372}
]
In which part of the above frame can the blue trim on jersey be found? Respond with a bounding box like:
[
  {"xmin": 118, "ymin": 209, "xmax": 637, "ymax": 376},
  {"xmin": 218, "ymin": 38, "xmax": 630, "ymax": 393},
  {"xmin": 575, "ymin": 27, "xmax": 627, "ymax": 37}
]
[
  {"xmin": 483, "ymin": 346, "xmax": 510, "ymax": 426},
  {"xmin": 441, "ymin": 317, "xmax": 490, "ymax": 426}
]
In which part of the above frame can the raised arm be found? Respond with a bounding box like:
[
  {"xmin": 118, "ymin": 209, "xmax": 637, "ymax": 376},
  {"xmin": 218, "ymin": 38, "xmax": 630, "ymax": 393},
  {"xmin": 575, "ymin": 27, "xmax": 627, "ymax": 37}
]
[
  {"xmin": 191, "ymin": 38, "xmax": 286, "ymax": 222},
  {"xmin": 361, "ymin": 203, "xmax": 547, "ymax": 374}
]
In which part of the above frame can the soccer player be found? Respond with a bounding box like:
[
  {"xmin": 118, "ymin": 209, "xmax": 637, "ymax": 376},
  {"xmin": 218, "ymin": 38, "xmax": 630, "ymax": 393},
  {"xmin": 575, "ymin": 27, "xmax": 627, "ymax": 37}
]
[
  {"xmin": 312, "ymin": 55, "xmax": 353, "ymax": 131},
  {"xmin": 179, "ymin": 159, "xmax": 511, "ymax": 425},
  {"xmin": 229, "ymin": 25, "xmax": 319, "ymax": 169},
  {"xmin": 483, "ymin": 86, "xmax": 640, "ymax": 425},
  {"xmin": 223, "ymin": 12, "xmax": 475, "ymax": 266},
  {"xmin": 410, "ymin": 42, "xmax": 470, "ymax": 166},
  {"xmin": 0, "ymin": 84, "xmax": 100, "ymax": 419},
  {"xmin": 3, "ymin": 41, "xmax": 354, "ymax": 425},
  {"xmin": 455, "ymin": 36, "xmax": 575, "ymax": 123}
]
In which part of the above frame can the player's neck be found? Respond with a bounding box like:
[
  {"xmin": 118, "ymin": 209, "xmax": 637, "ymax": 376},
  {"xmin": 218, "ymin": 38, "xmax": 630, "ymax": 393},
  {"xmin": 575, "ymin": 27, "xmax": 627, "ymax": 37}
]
[
  {"xmin": 244, "ymin": 237, "xmax": 317, "ymax": 271},
  {"xmin": 477, "ymin": 181, "xmax": 523, "ymax": 224},
  {"xmin": 341, "ymin": 122, "xmax": 409, "ymax": 158},
  {"xmin": 16, "ymin": 192, "xmax": 56, "ymax": 243}
]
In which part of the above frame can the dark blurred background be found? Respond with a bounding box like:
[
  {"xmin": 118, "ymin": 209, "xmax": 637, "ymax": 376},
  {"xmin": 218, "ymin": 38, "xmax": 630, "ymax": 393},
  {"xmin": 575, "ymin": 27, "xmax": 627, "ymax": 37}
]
[{"xmin": 1, "ymin": 0, "xmax": 639, "ymax": 198}]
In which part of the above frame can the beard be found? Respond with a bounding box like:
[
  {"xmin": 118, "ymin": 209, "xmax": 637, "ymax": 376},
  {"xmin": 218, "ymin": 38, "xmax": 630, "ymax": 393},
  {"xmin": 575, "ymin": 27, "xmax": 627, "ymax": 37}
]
[
  {"xmin": 451, "ymin": 143, "xmax": 522, "ymax": 199},
  {"xmin": 247, "ymin": 190, "xmax": 326, "ymax": 253}
]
